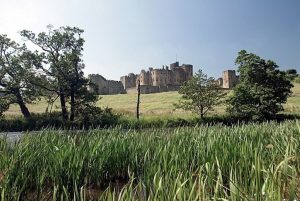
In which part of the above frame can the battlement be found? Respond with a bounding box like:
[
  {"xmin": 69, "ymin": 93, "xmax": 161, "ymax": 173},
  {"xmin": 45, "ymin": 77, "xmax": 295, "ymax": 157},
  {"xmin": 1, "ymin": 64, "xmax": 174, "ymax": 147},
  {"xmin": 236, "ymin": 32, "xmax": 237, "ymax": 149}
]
[
  {"xmin": 89, "ymin": 74, "xmax": 125, "ymax": 95},
  {"xmin": 218, "ymin": 70, "xmax": 239, "ymax": 89},
  {"xmin": 120, "ymin": 62, "xmax": 193, "ymax": 92},
  {"xmin": 89, "ymin": 63, "xmax": 239, "ymax": 95}
]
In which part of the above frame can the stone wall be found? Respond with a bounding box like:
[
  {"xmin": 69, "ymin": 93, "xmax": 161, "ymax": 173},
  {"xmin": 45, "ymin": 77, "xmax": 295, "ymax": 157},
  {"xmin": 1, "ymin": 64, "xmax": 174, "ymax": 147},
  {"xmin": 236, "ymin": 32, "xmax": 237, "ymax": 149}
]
[
  {"xmin": 120, "ymin": 73, "xmax": 138, "ymax": 89},
  {"xmin": 126, "ymin": 85, "xmax": 181, "ymax": 94},
  {"xmin": 222, "ymin": 70, "xmax": 239, "ymax": 89},
  {"xmin": 121, "ymin": 61, "xmax": 193, "ymax": 94},
  {"xmin": 89, "ymin": 74, "xmax": 125, "ymax": 95}
]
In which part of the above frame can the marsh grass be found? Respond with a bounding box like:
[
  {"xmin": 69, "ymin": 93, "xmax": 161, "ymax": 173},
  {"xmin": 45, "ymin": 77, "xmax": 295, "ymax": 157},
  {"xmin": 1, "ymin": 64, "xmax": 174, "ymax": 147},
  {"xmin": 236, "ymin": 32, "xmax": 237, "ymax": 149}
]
[{"xmin": 0, "ymin": 121, "xmax": 300, "ymax": 200}]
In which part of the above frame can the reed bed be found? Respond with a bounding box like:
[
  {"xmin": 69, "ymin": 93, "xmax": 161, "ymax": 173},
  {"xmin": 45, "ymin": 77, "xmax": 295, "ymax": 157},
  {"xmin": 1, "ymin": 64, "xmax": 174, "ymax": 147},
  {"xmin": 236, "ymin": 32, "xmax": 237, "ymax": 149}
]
[{"xmin": 0, "ymin": 121, "xmax": 299, "ymax": 200}]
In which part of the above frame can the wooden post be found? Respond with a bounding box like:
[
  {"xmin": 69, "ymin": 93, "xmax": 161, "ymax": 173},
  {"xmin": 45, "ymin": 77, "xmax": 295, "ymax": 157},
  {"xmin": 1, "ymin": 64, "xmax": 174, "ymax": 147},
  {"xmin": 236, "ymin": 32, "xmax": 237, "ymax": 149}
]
[{"xmin": 136, "ymin": 79, "xmax": 141, "ymax": 120}]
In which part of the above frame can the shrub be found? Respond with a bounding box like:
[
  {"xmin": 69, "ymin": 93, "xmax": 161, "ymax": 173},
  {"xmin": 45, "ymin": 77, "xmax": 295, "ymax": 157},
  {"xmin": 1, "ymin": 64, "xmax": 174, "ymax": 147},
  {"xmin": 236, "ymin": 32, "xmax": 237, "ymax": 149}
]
[
  {"xmin": 294, "ymin": 75, "xmax": 300, "ymax": 83},
  {"xmin": 228, "ymin": 50, "xmax": 293, "ymax": 120},
  {"xmin": 0, "ymin": 108, "xmax": 120, "ymax": 132}
]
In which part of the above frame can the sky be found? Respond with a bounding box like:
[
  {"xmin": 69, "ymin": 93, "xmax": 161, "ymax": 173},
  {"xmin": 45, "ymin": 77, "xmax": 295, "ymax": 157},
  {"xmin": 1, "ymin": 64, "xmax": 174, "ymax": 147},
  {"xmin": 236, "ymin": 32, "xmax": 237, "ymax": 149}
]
[{"xmin": 0, "ymin": 0, "xmax": 300, "ymax": 80}]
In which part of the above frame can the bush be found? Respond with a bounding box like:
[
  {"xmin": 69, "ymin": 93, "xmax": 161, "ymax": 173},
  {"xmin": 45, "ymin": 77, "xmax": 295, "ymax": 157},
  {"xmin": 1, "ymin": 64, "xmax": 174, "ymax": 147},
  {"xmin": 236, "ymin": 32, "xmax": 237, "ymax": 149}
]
[
  {"xmin": 0, "ymin": 108, "xmax": 120, "ymax": 132},
  {"xmin": 294, "ymin": 75, "xmax": 300, "ymax": 83},
  {"xmin": 228, "ymin": 50, "xmax": 293, "ymax": 120}
]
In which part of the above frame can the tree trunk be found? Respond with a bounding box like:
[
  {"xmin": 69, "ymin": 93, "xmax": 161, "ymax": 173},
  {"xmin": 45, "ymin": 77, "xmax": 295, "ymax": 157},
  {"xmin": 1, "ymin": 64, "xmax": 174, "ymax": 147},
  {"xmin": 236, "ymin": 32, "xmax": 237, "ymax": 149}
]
[
  {"xmin": 14, "ymin": 89, "xmax": 31, "ymax": 119},
  {"xmin": 70, "ymin": 88, "xmax": 75, "ymax": 121},
  {"xmin": 200, "ymin": 105, "xmax": 204, "ymax": 119},
  {"xmin": 59, "ymin": 89, "xmax": 68, "ymax": 121},
  {"xmin": 136, "ymin": 80, "xmax": 141, "ymax": 120}
]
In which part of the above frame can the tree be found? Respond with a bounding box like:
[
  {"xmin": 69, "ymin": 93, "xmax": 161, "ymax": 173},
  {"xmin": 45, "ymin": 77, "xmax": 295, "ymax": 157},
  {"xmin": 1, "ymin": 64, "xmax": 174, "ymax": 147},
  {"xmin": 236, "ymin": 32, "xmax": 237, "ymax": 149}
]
[
  {"xmin": 286, "ymin": 69, "xmax": 297, "ymax": 75},
  {"xmin": 0, "ymin": 34, "xmax": 42, "ymax": 119},
  {"xmin": 294, "ymin": 75, "xmax": 300, "ymax": 83},
  {"xmin": 0, "ymin": 96, "xmax": 9, "ymax": 117},
  {"xmin": 21, "ymin": 26, "xmax": 98, "ymax": 121},
  {"xmin": 174, "ymin": 69, "xmax": 226, "ymax": 119},
  {"xmin": 286, "ymin": 69, "xmax": 298, "ymax": 81},
  {"xmin": 227, "ymin": 50, "xmax": 293, "ymax": 119}
]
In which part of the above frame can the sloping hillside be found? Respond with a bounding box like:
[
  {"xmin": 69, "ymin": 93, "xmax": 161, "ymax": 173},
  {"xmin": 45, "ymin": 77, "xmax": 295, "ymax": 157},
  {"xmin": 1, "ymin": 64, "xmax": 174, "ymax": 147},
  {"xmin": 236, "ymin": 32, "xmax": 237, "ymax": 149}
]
[{"xmin": 6, "ymin": 83, "xmax": 300, "ymax": 117}]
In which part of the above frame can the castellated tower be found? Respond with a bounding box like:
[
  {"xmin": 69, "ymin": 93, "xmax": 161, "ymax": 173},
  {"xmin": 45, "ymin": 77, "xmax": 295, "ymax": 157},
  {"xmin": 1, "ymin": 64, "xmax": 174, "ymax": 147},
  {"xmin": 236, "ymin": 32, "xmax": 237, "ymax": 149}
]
[
  {"xmin": 120, "ymin": 73, "xmax": 138, "ymax": 89},
  {"xmin": 222, "ymin": 70, "xmax": 239, "ymax": 89},
  {"xmin": 140, "ymin": 70, "xmax": 151, "ymax": 85},
  {"xmin": 120, "ymin": 61, "xmax": 194, "ymax": 94},
  {"xmin": 182, "ymin": 64, "xmax": 193, "ymax": 80}
]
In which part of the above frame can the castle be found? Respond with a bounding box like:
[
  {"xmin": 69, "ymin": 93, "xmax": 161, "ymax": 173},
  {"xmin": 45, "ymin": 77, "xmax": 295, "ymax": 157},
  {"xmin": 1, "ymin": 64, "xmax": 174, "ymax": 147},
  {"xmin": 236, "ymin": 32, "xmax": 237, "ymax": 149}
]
[
  {"xmin": 88, "ymin": 74, "xmax": 126, "ymax": 95},
  {"xmin": 120, "ymin": 61, "xmax": 193, "ymax": 94},
  {"xmin": 89, "ymin": 62, "xmax": 239, "ymax": 95},
  {"xmin": 217, "ymin": 70, "xmax": 239, "ymax": 89}
]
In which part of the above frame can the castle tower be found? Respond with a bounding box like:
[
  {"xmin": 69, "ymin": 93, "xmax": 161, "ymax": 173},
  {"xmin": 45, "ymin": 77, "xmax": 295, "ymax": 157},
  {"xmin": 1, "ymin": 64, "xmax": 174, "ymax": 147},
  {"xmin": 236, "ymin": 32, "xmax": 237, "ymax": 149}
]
[
  {"xmin": 182, "ymin": 64, "xmax": 193, "ymax": 80},
  {"xmin": 170, "ymin": 61, "xmax": 179, "ymax": 70},
  {"xmin": 120, "ymin": 73, "xmax": 137, "ymax": 89},
  {"xmin": 223, "ymin": 70, "xmax": 238, "ymax": 89},
  {"xmin": 140, "ymin": 70, "xmax": 151, "ymax": 85}
]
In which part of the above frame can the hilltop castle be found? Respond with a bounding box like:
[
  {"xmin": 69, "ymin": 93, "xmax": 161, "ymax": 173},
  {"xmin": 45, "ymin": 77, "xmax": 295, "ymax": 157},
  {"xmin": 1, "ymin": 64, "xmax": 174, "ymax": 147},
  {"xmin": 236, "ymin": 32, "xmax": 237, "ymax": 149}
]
[
  {"xmin": 120, "ymin": 61, "xmax": 193, "ymax": 94},
  {"xmin": 89, "ymin": 62, "xmax": 239, "ymax": 95}
]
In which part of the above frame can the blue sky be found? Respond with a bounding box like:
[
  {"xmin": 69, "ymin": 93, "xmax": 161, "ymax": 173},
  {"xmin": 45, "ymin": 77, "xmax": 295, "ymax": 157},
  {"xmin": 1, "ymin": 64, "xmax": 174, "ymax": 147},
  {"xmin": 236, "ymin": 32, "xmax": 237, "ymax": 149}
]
[{"xmin": 0, "ymin": 0, "xmax": 299, "ymax": 80}]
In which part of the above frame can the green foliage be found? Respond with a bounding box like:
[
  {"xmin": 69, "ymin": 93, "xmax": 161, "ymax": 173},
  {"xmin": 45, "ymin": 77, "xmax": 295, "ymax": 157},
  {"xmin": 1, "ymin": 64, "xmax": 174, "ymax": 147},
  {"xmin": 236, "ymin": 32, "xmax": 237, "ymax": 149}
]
[
  {"xmin": 174, "ymin": 69, "xmax": 226, "ymax": 118},
  {"xmin": 0, "ymin": 109, "xmax": 119, "ymax": 132},
  {"xmin": 21, "ymin": 26, "xmax": 98, "ymax": 121},
  {"xmin": 286, "ymin": 69, "xmax": 297, "ymax": 75},
  {"xmin": 294, "ymin": 75, "xmax": 300, "ymax": 83},
  {"xmin": 228, "ymin": 50, "xmax": 293, "ymax": 119},
  {"xmin": 0, "ymin": 97, "xmax": 9, "ymax": 116},
  {"xmin": 286, "ymin": 69, "xmax": 298, "ymax": 81},
  {"xmin": 0, "ymin": 121, "xmax": 299, "ymax": 200},
  {"xmin": 0, "ymin": 34, "xmax": 43, "ymax": 118}
]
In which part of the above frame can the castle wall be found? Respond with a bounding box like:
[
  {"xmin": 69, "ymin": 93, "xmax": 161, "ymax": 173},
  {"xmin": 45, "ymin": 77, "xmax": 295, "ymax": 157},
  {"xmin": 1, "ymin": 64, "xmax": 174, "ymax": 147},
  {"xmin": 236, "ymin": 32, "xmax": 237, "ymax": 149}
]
[
  {"xmin": 222, "ymin": 70, "xmax": 239, "ymax": 89},
  {"xmin": 182, "ymin": 64, "xmax": 193, "ymax": 81},
  {"xmin": 89, "ymin": 74, "xmax": 125, "ymax": 95},
  {"xmin": 120, "ymin": 73, "xmax": 137, "ymax": 89},
  {"xmin": 120, "ymin": 61, "xmax": 194, "ymax": 94},
  {"xmin": 217, "ymin": 78, "xmax": 223, "ymax": 86},
  {"xmin": 126, "ymin": 85, "xmax": 181, "ymax": 94},
  {"xmin": 107, "ymin": 80, "xmax": 126, "ymax": 94},
  {"xmin": 140, "ymin": 70, "xmax": 151, "ymax": 86},
  {"xmin": 89, "ymin": 74, "xmax": 108, "ymax": 94}
]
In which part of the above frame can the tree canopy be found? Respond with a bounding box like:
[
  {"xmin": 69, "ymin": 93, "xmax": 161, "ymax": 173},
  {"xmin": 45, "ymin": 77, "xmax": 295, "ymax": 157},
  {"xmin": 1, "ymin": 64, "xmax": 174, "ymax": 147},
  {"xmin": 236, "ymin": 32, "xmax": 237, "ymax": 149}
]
[
  {"xmin": 21, "ymin": 26, "xmax": 98, "ymax": 121},
  {"xmin": 227, "ymin": 50, "xmax": 293, "ymax": 119},
  {"xmin": 0, "ymin": 34, "xmax": 43, "ymax": 118},
  {"xmin": 174, "ymin": 69, "xmax": 226, "ymax": 119}
]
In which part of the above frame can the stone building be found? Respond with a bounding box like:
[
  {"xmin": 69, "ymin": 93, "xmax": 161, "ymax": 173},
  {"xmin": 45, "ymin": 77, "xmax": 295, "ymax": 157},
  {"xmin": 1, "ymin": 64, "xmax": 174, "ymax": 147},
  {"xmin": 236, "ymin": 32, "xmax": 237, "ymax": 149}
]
[
  {"xmin": 88, "ymin": 74, "xmax": 125, "ymax": 95},
  {"xmin": 218, "ymin": 70, "xmax": 239, "ymax": 89},
  {"xmin": 120, "ymin": 61, "xmax": 193, "ymax": 94},
  {"xmin": 120, "ymin": 73, "xmax": 138, "ymax": 89}
]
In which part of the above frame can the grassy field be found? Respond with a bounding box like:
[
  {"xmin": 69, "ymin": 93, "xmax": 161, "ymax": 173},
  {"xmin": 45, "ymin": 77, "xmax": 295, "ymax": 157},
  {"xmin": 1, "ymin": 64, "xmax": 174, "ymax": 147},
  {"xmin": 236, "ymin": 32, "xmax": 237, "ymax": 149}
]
[
  {"xmin": 5, "ymin": 83, "xmax": 300, "ymax": 118},
  {"xmin": 0, "ymin": 121, "xmax": 299, "ymax": 200}
]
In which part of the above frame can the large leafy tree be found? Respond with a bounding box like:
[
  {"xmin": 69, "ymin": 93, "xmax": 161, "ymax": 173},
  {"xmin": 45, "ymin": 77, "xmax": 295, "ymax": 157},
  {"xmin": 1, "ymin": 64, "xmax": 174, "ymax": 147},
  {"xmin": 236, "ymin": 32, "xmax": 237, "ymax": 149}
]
[
  {"xmin": 21, "ymin": 26, "xmax": 98, "ymax": 121},
  {"xmin": 174, "ymin": 69, "xmax": 226, "ymax": 119},
  {"xmin": 0, "ymin": 97, "xmax": 9, "ymax": 117},
  {"xmin": 0, "ymin": 34, "xmax": 42, "ymax": 118},
  {"xmin": 228, "ymin": 50, "xmax": 293, "ymax": 119}
]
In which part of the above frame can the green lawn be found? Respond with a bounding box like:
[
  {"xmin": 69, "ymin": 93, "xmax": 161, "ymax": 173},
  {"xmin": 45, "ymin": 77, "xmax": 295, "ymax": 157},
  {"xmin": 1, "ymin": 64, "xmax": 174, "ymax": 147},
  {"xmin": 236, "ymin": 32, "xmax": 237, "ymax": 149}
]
[{"xmin": 5, "ymin": 83, "xmax": 300, "ymax": 118}]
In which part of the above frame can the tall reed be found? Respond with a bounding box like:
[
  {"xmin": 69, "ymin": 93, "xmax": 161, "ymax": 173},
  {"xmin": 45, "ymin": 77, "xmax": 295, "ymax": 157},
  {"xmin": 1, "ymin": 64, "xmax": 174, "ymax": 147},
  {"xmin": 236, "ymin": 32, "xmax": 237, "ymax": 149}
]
[{"xmin": 0, "ymin": 121, "xmax": 299, "ymax": 200}]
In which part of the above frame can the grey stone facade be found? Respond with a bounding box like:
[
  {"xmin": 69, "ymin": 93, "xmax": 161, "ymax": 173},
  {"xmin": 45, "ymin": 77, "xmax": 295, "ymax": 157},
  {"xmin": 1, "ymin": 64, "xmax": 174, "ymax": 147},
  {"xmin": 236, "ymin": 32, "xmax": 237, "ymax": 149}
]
[
  {"xmin": 120, "ymin": 61, "xmax": 193, "ymax": 94},
  {"xmin": 88, "ymin": 74, "xmax": 125, "ymax": 95},
  {"xmin": 218, "ymin": 70, "xmax": 239, "ymax": 89}
]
